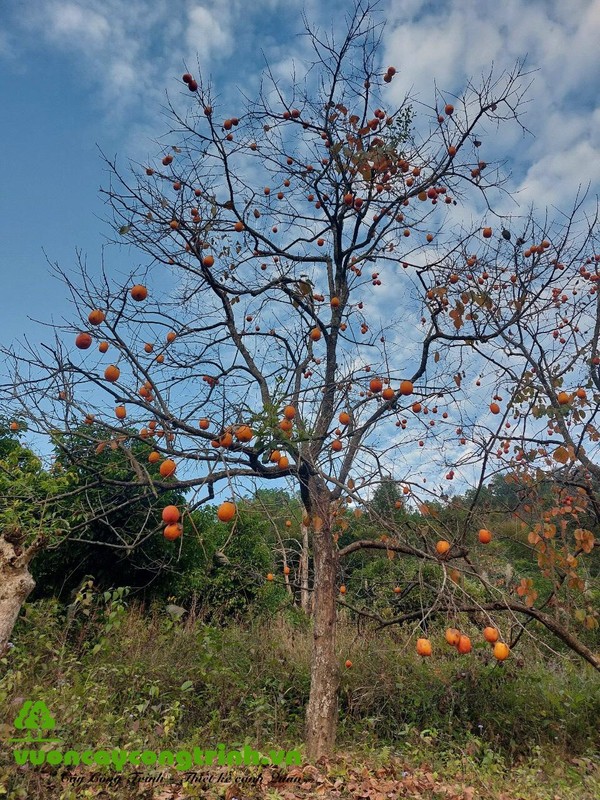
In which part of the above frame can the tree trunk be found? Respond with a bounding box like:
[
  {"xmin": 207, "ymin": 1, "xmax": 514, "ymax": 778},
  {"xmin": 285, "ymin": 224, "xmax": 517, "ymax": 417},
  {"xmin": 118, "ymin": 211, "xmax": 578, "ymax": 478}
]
[
  {"xmin": 299, "ymin": 522, "xmax": 311, "ymax": 615},
  {"xmin": 304, "ymin": 510, "xmax": 339, "ymax": 759},
  {"xmin": 0, "ymin": 535, "xmax": 36, "ymax": 658}
]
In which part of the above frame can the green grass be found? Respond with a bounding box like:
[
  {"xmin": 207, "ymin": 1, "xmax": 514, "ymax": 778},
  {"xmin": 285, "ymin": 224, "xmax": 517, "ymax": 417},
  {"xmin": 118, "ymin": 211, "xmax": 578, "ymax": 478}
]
[{"xmin": 0, "ymin": 597, "xmax": 598, "ymax": 798}]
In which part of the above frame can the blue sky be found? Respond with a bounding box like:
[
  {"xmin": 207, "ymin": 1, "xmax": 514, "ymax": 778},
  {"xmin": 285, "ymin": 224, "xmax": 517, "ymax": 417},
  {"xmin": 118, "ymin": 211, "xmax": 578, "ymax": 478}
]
[
  {"xmin": 1, "ymin": 0, "xmax": 599, "ymax": 497},
  {"xmin": 1, "ymin": 0, "xmax": 599, "ymax": 347}
]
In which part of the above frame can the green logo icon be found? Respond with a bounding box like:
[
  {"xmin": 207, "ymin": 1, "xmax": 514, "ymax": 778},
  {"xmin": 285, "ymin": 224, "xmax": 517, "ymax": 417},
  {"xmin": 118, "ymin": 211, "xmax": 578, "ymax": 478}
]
[
  {"xmin": 9, "ymin": 701, "xmax": 61, "ymax": 743},
  {"xmin": 14, "ymin": 701, "xmax": 56, "ymax": 731}
]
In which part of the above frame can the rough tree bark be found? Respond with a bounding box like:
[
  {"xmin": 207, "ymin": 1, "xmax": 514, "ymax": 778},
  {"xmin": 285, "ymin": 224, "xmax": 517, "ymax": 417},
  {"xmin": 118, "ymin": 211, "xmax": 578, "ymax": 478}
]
[
  {"xmin": 0, "ymin": 531, "xmax": 37, "ymax": 658},
  {"xmin": 304, "ymin": 482, "xmax": 339, "ymax": 759}
]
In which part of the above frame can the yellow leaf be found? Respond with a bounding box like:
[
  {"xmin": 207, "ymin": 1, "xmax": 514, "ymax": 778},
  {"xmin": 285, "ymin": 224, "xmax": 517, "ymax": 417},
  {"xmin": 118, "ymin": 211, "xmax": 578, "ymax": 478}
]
[
  {"xmin": 574, "ymin": 528, "xmax": 595, "ymax": 554},
  {"xmin": 553, "ymin": 446, "xmax": 569, "ymax": 464},
  {"xmin": 525, "ymin": 592, "xmax": 537, "ymax": 607},
  {"xmin": 543, "ymin": 523, "xmax": 556, "ymax": 539}
]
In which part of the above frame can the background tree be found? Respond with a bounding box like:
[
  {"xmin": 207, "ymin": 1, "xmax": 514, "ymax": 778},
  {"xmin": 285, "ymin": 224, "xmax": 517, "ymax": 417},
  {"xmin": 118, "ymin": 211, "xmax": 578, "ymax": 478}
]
[
  {"xmin": 0, "ymin": 416, "xmax": 191, "ymax": 656},
  {"xmin": 0, "ymin": 419, "xmax": 73, "ymax": 657},
  {"xmin": 2, "ymin": 2, "xmax": 599, "ymax": 759}
]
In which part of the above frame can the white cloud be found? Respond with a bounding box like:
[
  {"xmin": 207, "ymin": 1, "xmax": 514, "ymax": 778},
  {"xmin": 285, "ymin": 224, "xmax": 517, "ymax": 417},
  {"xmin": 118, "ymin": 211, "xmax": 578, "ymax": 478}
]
[
  {"xmin": 186, "ymin": 5, "xmax": 232, "ymax": 58},
  {"xmin": 380, "ymin": 0, "xmax": 600, "ymax": 225},
  {"xmin": 46, "ymin": 1, "xmax": 110, "ymax": 49}
]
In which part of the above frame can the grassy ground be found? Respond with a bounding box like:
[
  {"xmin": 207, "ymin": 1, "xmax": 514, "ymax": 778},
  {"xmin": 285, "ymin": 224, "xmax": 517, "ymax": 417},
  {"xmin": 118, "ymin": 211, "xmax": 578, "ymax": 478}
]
[{"xmin": 0, "ymin": 598, "xmax": 598, "ymax": 798}]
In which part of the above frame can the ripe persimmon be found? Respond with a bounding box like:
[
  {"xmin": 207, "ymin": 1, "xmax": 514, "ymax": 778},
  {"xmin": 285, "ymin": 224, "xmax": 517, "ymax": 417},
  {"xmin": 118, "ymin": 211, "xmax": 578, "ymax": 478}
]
[
  {"xmin": 235, "ymin": 425, "xmax": 253, "ymax": 442},
  {"xmin": 115, "ymin": 405, "xmax": 126, "ymax": 420},
  {"xmin": 217, "ymin": 501, "xmax": 236, "ymax": 522},
  {"xmin": 219, "ymin": 432, "xmax": 234, "ymax": 448},
  {"xmin": 283, "ymin": 405, "xmax": 296, "ymax": 420},
  {"xmin": 339, "ymin": 411, "xmax": 350, "ymax": 425},
  {"xmin": 478, "ymin": 528, "xmax": 492, "ymax": 544},
  {"xmin": 493, "ymin": 641, "xmax": 510, "ymax": 661},
  {"xmin": 199, "ymin": 418, "xmax": 210, "ymax": 430},
  {"xmin": 159, "ymin": 459, "xmax": 176, "ymax": 477},
  {"xmin": 457, "ymin": 634, "xmax": 472, "ymax": 654},
  {"xmin": 88, "ymin": 309, "xmax": 105, "ymax": 326},
  {"xmin": 399, "ymin": 380, "xmax": 413, "ymax": 396},
  {"xmin": 416, "ymin": 638, "xmax": 432, "ymax": 656},
  {"xmin": 435, "ymin": 540, "xmax": 451, "ymax": 556},
  {"xmin": 75, "ymin": 332, "xmax": 93, "ymax": 350},
  {"xmin": 164, "ymin": 523, "xmax": 182, "ymax": 541},
  {"xmin": 104, "ymin": 365, "xmax": 120, "ymax": 382},
  {"xmin": 162, "ymin": 505, "xmax": 180, "ymax": 524},
  {"xmin": 445, "ymin": 628, "xmax": 461, "ymax": 647},
  {"xmin": 483, "ymin": 626, "xmax": 499, "ymax": 643},
  {"xmin": 309, "ymin": 327, "xmax": 322, "ymax": 341},
  {"xmin": 130, "ymin": 284, "xmax": 148, "ymax": 301},
  {"xmin": 369, "ymin": 377, "xmax": 383, "ymax": 393}
]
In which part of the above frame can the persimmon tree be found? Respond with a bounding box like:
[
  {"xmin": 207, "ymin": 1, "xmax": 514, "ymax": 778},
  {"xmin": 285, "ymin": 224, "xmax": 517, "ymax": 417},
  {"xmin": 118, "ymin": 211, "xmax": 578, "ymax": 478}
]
[
  {"xmin": 0, "ymin": 421, "xmax": 73, "ymax": 659},
  {"xmin": 3, "ymin": 2, "xmax": 599, "ymax": 758}
]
